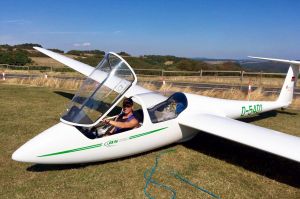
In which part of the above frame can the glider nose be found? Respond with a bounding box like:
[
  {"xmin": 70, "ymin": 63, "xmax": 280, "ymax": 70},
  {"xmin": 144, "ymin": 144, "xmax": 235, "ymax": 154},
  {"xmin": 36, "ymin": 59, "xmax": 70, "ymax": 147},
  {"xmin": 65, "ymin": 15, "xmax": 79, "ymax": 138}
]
[
  {"xmin": 12, "ymin": 133, "xmax": 46, "ymax": 163},
  {"xmin": 12, "ymin": 146, "xmax": 32, "ymax": 162},
  {"xmin": 12, "ymin": 122, "xmax": 83, "ymax": 164}
]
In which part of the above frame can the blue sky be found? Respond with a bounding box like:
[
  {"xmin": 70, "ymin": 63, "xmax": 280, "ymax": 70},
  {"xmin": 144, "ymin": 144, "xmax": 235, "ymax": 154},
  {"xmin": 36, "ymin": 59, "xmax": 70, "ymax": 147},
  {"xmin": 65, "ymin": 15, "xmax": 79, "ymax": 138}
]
[{"xmin": 0, "ymin": 0, "xmax": 299, "ymax": 59}]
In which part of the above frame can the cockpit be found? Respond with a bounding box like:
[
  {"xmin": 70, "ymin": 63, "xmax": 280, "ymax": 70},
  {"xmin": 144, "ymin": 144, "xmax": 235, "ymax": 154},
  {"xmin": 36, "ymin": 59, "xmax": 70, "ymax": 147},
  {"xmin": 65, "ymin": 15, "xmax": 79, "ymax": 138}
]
[
  {"xmin": 147, "ymin": 92, "xmax": 188, "ymax": 123},
  {"xmin": 59, "ymin": 52, "xmax": 188, "ymax": 139},
  {"xmin": 60, "ymin": 52, "xmax": 137, "ymax": 127}
]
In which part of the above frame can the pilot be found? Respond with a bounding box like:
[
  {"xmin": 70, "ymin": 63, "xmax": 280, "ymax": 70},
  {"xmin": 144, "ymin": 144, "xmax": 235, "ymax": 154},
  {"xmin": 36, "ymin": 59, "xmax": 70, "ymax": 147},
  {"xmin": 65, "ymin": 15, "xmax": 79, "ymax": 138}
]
[{"xmin": 103, "ymin": 98, "xmax": 139, "ymax": 134}]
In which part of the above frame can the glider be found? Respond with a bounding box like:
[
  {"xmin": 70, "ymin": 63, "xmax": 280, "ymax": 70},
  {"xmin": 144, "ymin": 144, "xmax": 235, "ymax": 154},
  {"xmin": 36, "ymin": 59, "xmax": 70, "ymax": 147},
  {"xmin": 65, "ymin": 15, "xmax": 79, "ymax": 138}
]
[{"xmin": 12, "ymin": 47, "xmax": 300, "ymax": 164}]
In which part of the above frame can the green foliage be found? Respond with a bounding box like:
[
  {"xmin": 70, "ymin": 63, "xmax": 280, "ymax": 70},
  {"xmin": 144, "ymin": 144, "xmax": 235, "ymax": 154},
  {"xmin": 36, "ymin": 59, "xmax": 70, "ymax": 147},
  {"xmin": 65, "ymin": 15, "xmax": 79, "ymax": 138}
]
[
  {"xmin": 47, "ymin": 48, "xmax": 64, "ymax": 53},
  {"xmin": 118, "ymin": 51, "xmax": 131, "ymax": 56},
  {"xmin": 13, "ymin": 43, "xmax": 42, "ymax": 49},
  {"xmin": 0, "ymin": 49, "xmax": 32, "ymax": 65},
  {"xmin": 67, "ymin": 50, "xmax": 105, "ymax": 56},
  {"xmin": 83, "ymin": 50, "xmax": 105, "ymax": 55},
  {"xmin": 67, "ymin": 50, "xmax": 82, "ymax": 56}
]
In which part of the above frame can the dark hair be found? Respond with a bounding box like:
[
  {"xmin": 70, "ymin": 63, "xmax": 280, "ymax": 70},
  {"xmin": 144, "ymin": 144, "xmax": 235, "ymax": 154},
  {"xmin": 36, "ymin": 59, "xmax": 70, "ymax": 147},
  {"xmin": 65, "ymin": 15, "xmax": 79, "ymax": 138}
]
[{"xmin": 123, "ymin": 98, "xmax": 133, "ymax": 107}]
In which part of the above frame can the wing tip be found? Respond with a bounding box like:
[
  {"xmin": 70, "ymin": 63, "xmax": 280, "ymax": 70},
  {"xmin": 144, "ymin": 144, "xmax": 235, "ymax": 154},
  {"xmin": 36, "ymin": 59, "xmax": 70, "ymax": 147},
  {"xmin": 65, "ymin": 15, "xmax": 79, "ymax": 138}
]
[{"xmin": 248, "ymin": 56, "xmax": 300, "ymax": 65}]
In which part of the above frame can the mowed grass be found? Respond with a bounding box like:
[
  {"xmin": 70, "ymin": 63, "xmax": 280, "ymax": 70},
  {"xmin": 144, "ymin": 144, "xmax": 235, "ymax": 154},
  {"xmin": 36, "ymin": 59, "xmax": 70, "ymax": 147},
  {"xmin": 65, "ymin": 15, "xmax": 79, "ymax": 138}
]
[{"xmin": 0, "ymin": 84, "xmax": 300, "ymax": 199}]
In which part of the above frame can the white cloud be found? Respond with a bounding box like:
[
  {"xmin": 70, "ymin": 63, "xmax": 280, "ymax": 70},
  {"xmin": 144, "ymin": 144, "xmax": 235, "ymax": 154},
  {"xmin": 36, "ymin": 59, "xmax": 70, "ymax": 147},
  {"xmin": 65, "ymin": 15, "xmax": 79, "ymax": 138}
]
[
  {"xmin": 73, "ymin": 42, "xmax": 91, "ymax": 47},
  {"xmin": 113, "ymin": 30, "xmax": 121, "ymax": 34},
  {"xmin": 0, "ymin": 19, "xmax": 31, "ymax": 25},
  {"xmin": 82, "ymin": 42, "xmax": 91, "ymax": 46}
]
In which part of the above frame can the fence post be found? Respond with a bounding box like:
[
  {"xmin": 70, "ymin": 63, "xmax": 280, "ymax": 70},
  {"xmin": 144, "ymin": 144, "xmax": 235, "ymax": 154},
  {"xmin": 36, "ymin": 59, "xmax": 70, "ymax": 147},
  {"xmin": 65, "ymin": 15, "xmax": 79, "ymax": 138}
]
[
  {"xmin": 240, "ymin": 71, "xmax": 244, "ymax": 84},
  {"xmin": 161, "ymin": 69, "xmax": 164, "ymax": 77},
  {"xmin": 199, "ymin": 70, "xmax": 202, "ymax": 78},
  {"xmin": 259, "ymin": 71, "xmax": 262, "ymax": 86}
]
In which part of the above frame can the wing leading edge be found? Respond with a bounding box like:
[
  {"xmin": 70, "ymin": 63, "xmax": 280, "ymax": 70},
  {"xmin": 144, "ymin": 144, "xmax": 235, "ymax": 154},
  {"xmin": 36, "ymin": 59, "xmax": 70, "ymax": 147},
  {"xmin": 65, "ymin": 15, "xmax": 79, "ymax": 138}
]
[
  {"xmin": 34, "ymin": 47, "xmax": 151, "ymax": 96},
  {"xmin": 179, "ymin": 114, "xmax": 300, "ymax": 162},
  {"xmin": 34, "ymin": 47, "xmax": 94, "ymax": 76}
]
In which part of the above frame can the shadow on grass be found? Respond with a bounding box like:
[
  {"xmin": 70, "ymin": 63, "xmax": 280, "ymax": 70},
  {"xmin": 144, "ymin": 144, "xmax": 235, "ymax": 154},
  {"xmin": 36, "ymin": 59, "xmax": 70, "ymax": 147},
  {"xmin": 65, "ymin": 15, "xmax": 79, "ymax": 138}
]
[
  {"xmin": 183, "ymin": 111, "xmax": 300, "ymax": 188},
  {"xmin": 239, "ymin": 109, "xmax": 297, "ymax": 123},
  {"xmin": 238, "ymin": 110, "xmax": 278, "ymax": 123},
  {"xmin": 54, "ymin": 91, "xmax": 75, "ymax": 100}
]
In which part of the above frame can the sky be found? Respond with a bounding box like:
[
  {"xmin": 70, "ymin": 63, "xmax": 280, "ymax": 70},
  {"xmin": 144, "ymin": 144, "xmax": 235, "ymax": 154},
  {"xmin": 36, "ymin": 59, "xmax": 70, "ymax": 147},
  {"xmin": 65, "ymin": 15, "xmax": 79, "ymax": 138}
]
[{"xmin": 0, "ymin": 0, "xmax": 300, "ymax": 59}]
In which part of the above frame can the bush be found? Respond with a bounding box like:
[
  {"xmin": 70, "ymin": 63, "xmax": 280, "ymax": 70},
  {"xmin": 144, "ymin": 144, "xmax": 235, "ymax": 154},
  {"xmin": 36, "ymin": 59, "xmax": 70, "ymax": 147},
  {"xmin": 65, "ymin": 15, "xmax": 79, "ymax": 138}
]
[
  {"xmin": 67, "ymin": 50, "xmax": 82, "ymax": 56},
  {"xmin": 0, "ymin": 50, "xmax": 32, "ymax": 65},
  {"xmin": 118, "ymin": 51, "xmax": 131, "ymax": 56},
  {"xmin": 48, "ymin": 48, "xmax": 64, "ymax": 53},
  {"xmin": 14, "ymin": 43, "xmax": 42, "ymax": 49}
]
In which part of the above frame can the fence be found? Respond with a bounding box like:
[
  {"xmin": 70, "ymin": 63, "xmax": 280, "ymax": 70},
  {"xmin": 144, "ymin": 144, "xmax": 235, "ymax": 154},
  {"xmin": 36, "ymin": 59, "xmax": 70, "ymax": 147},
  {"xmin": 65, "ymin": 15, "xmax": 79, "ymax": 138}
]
[
  {"xmin": 0, "ymin": 64, "xmax": 75, "ymax": 72},
  {"xmin": 0, "ymin": 63, "xmax": 293, "ymax": 82}
]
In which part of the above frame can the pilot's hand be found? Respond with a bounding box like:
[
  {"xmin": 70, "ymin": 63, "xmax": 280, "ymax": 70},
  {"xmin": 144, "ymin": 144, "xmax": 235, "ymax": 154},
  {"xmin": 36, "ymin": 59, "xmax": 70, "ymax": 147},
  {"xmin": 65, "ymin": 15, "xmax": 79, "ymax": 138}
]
[{"xmin": 103, "ymin": 119, "xmax": 110, "ymax": 125}]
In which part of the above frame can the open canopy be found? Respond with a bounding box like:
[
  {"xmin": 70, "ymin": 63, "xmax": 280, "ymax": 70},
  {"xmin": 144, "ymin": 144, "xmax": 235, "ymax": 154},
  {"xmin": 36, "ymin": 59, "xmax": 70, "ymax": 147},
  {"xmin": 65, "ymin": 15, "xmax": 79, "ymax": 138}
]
[{"xmin": 60, "ymin": 52, "xmax": 137, "ymax": 127}]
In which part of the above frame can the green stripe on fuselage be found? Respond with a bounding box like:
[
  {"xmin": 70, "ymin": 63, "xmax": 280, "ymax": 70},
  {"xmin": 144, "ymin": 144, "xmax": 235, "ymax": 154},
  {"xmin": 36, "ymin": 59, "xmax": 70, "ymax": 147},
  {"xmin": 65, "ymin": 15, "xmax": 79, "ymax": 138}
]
[
  {"xmin": 129, "ymin": 127, "xmax": 168, "ymax": 139},
  {"xmin": 38, "ymin": 143, "xmax": 103, "ymax": 157},
  {"xmin": 38, "ymin": 127, "xmax": 167, "ymax": 157}
]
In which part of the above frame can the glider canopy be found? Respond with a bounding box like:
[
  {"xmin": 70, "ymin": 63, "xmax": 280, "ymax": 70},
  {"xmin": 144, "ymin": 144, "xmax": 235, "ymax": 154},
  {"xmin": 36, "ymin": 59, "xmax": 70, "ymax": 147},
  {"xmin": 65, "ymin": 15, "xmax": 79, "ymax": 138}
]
[{"xmin": 61, "ymin": 53, "xmax": 137, "ymax": 127}]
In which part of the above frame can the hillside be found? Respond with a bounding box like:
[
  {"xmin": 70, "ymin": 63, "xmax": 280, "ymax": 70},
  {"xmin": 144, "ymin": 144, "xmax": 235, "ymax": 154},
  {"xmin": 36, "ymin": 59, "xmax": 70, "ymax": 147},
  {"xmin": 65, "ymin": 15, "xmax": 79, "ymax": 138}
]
[
  {"xmin": 239, "ymin": 61, "xmax": 289, "ymax": 73},
  {"xmin": 0, "ymin": 43, "xmax": 243, "ymax": 71},
  {"xmin": 195, "ymin": 57, "xmax": 293, "ymax": 73}
]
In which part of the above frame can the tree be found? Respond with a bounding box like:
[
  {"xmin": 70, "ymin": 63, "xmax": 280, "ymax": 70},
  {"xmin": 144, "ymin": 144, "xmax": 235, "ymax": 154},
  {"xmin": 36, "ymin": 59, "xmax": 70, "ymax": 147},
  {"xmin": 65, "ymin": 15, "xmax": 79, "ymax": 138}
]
[
  {"xmin": 118, "ymin": 51, "xmax": 131, "ymax": 56},
  {"xmin": 48, "ymin": 48, "xmax": 64, "ymax": 53},
  {"xmin": 14, "ymin": 50, "xmax": 32, "ymax": 65},
  {"xmin": 0, "ymin": 50, "xmax": 31, "ymax": 65}
]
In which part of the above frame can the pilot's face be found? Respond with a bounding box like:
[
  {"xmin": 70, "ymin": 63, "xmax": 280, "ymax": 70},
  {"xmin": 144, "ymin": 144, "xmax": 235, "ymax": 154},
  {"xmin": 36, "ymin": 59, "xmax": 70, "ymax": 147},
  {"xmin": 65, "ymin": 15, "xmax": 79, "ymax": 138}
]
[{"xmin": 123, "ymin": 104, "xmax": 133, "ymax": 114}]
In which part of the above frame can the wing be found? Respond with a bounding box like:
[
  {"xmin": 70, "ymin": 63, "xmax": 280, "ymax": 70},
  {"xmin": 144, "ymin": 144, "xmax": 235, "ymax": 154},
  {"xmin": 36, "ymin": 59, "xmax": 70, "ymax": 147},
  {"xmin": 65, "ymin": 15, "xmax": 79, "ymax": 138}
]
[
  {"xmin": 248, "ymin": 56, "xmax": 300, "ymax": 66},
  {"xmin": 34, "ymin": 47, "xmax": 94, "ymax": 76},
  {"xmin": 178, "ymin": 114, "xmax": 300, "ymax": 162},
  {"xmin": 34, "ymin": 47, "xmax": 151, "ymax": 96}
]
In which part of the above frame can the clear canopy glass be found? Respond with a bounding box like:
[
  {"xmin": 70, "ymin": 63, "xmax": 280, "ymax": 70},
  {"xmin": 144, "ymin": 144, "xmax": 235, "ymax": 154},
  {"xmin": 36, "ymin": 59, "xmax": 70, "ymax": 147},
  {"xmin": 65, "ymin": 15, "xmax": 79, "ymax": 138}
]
[{"xmin": 61, "ymin": 53, "xmax": 136, "ymax": 126}]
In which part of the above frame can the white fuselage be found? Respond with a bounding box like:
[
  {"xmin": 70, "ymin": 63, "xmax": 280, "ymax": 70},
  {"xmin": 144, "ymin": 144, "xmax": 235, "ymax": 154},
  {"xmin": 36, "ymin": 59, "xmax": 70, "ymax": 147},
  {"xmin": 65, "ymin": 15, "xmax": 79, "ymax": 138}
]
[
  {"xmin": 12, "ymin": 91, "xmax": 284, "ymax": 164},
  {"xmin": 12, "ymin": 48, "xmax": 300, "ymax": 164}
]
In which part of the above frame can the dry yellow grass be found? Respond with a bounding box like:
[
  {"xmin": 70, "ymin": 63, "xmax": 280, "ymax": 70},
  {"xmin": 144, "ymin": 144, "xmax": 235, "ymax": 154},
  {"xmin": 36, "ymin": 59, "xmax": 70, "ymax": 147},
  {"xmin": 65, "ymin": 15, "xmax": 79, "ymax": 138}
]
[
  {"xmin": 30, "ymin": 54, "xmax": 80, "ymax": 67},
  {"xmin": 30, "ymin": 57, "xmax": 65, "ymax": 67},
  {"xmin": 3, "ymin": 77, "xmax": 82, "ymax": 90},
  {"xmin": 140, "ymin": 82, "xmax": 300, "ymax": 109},
  {"xmin": 2, "ymin": 77, "xmax": 300, "ymax": 109},
  {"xmin": 1, "ymin": 69, "xmax": 84, "ymax": 78},
  {"xmin": 2, "ymin": 68, "xmax": 298, "ymax": 88},
  {"xmin": 138, "ymin": 76, "xmax": 300, "ymax": 88}
]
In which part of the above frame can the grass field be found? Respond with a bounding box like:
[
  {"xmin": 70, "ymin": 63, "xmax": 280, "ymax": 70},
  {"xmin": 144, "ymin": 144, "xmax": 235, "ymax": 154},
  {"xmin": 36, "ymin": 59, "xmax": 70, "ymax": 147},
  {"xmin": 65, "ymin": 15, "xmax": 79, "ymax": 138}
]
[
  {"xmin": 29, "ymin": 55, "xmax": 80, "ymax": 67},
  {"xmin": 0, "ymin": 84, "xmax": 300, "ymax": 199}
]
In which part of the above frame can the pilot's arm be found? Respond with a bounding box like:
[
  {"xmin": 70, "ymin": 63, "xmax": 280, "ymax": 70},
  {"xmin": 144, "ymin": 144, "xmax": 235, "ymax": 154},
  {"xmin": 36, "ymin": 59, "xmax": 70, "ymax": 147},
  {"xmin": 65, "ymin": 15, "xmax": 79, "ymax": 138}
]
[{"xmin": 104, "ymin": 118, "xmax": 138, "ymax": 129}]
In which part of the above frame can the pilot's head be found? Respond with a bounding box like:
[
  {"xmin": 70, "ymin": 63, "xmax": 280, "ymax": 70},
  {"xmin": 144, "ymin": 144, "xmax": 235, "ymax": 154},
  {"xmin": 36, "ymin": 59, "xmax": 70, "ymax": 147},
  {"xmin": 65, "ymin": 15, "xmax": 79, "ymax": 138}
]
[{"xmin": 122, "ymin": 98, "xmax": 133, "ymax": 114}]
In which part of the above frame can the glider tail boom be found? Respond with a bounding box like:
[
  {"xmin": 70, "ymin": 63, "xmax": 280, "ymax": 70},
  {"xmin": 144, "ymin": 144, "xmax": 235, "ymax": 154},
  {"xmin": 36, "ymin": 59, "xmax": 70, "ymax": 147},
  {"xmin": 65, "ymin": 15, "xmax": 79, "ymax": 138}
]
[
  {"xmin": 248, "ymin": 56, "xmax": 300, "ymax": 107},
  {"xmin": 277, "ymin": 64, "xmax": 299, "ymax": 107}
]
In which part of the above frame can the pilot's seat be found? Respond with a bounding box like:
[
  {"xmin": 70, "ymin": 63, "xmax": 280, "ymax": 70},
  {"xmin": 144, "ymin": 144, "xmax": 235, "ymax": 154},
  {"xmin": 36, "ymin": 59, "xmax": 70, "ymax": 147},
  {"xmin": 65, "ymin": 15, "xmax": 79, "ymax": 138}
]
[{"xmin": 133, "ymin": 109, "xmax": 144, "ymax": 125}]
